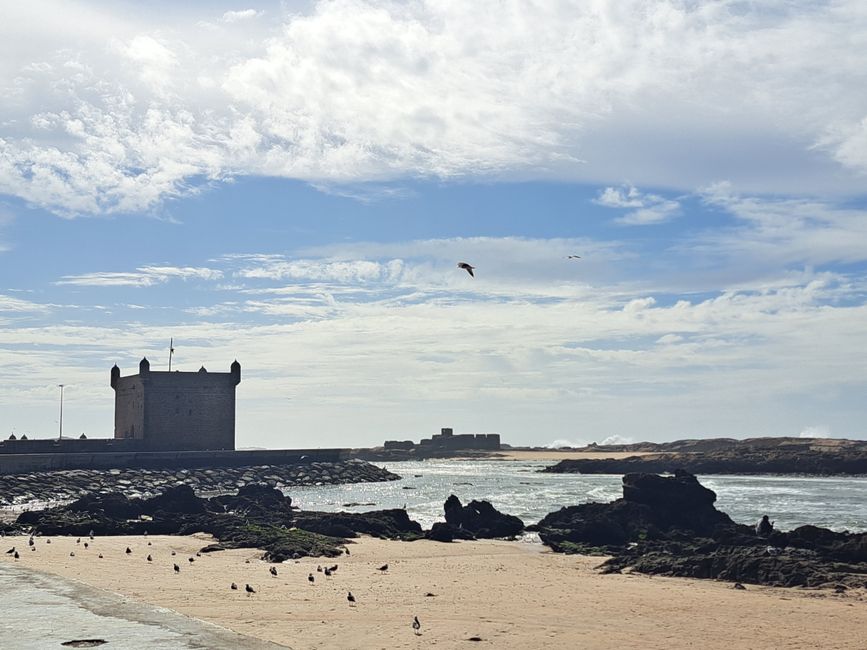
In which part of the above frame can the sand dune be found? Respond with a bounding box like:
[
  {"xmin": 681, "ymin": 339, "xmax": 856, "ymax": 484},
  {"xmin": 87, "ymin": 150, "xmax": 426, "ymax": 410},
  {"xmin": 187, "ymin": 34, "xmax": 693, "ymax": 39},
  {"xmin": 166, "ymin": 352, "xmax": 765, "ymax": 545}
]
[{"xmin": 4, "ymin": 534, "xmax": 867, "ymax": 649}]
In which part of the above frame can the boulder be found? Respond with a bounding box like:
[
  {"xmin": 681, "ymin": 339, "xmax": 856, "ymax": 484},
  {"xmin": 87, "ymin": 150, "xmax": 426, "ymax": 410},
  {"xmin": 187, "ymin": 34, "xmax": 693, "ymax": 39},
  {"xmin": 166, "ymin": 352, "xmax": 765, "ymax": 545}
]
[{"xmin": 442, "ymin": 495, "xmax": 524, "ymax": 538}]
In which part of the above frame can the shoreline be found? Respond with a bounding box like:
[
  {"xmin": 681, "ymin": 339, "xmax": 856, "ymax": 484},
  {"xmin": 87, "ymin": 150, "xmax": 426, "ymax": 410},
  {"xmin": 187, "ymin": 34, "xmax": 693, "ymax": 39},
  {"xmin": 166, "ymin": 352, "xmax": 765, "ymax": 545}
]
[{"xmin": 3, "ymin": 534, "xmax": 866, "ymax": 649}]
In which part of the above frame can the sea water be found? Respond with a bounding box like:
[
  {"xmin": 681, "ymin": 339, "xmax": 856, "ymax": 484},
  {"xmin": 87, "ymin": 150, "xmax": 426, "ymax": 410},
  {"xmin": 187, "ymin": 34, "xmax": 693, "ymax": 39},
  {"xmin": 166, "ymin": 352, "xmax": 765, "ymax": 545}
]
[{"xmin": 287, "ymin": 460, "xmax": 867, "ymax": 533}]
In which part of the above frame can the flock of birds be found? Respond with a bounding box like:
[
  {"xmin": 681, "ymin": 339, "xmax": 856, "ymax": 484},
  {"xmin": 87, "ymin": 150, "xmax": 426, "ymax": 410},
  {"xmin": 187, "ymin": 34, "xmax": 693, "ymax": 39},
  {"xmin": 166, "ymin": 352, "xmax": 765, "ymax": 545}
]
[{"xmin": 5, "ymin": 529, "xmax": 427, "ymax": 638}]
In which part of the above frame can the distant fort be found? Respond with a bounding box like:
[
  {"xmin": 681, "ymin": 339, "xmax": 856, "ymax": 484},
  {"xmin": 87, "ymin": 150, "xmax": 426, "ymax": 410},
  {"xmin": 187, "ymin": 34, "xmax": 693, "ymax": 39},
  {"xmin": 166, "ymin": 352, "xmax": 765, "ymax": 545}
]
[{"xmin": 384, "ymin": 427, "xmax": 501, "ymax": 453}]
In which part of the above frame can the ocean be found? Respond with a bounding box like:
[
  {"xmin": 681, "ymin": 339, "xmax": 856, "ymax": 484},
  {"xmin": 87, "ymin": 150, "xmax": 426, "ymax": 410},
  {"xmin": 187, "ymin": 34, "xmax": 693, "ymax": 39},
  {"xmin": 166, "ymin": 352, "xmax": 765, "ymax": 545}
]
[{"xmin": 287, "ymin": 460, "xmax": 867, "ymax": 533}]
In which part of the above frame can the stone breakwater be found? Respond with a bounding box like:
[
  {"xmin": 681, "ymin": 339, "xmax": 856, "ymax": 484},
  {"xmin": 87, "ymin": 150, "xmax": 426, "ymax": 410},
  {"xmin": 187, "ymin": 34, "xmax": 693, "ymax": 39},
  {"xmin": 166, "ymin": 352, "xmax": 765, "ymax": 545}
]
[{"xmin": 0, "ymin": 460, "xmax": 400, "ymax": 508}]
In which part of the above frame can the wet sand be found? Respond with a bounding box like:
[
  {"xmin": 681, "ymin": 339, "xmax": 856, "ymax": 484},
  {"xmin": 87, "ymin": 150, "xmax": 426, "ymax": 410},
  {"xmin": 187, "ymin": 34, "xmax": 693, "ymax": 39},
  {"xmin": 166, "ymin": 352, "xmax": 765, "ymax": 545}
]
[{"xmin": 3, "ymin": 534, "xmax": 867, "ymax": 649}]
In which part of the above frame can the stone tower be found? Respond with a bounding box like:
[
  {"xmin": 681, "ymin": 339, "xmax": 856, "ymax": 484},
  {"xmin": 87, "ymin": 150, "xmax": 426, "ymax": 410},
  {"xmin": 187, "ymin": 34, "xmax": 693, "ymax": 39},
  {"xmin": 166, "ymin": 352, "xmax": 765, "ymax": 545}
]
[{"xmin": 111, "ymin": 358, "xmax": 241, "ymax": 451}]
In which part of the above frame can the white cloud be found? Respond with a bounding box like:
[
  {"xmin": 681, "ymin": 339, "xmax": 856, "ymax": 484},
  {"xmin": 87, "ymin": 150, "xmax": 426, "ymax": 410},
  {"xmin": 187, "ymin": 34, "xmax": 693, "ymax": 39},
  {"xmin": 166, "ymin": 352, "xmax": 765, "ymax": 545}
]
[
  {"xmin": 221, "ymin": 9, "xmax": 263, "ymax": 23},
  {"xmin": 596, "ymin": 185, "xmax": 681, "ymax": 225},
  {"xmin": 2, "ymin": 1, "xmax": 867, "ymax": 215},
  {"xmin": 56, "ymin": 266, "xmax": 223, "ymax": 287}
]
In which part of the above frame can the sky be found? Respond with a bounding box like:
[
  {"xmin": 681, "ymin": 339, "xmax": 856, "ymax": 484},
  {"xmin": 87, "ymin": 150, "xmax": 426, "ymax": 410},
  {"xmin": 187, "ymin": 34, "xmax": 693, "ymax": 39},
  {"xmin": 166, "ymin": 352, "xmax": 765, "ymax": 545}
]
[{"xmin": 2, "ymin": 0, "xmax": 867, "ymax": 448}]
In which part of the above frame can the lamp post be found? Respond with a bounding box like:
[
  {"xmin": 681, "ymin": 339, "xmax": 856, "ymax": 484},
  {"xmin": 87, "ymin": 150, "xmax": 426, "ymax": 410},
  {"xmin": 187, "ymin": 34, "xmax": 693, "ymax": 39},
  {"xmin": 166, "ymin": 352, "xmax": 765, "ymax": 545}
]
[{"xmin": 58, "ymin": 384, "xmax": 65, "ymax": 441}]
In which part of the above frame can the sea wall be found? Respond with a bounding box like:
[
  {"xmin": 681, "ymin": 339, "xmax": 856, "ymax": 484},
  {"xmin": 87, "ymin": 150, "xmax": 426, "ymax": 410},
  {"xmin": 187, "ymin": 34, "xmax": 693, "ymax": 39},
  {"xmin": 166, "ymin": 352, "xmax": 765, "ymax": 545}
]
[
  {"xmin": 0, "ymin": 459, "xmax": 399, "ymax": 507},
  {"xmin": 0, "ymin": 448, "xmax": 349, "ymax": 475}
]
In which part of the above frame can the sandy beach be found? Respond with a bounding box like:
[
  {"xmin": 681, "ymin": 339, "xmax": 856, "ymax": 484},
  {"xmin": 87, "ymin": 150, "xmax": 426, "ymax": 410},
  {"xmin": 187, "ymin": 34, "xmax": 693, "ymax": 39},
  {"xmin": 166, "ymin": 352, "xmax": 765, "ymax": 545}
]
[
  {"xmin": 488, "ymin": 449, "xmax": 653, "ymax": 461},
  {"xmin": 4, "ymin": 534, "xmax": 866, "ymax": 649}
]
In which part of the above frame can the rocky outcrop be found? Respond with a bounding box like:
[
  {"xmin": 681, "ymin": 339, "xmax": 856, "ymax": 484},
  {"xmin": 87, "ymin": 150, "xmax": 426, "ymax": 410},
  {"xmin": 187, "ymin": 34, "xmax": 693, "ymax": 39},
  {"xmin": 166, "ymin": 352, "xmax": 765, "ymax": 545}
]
[
  {"xmin": 542, "ymin": 440, "xmax": 867, "ymax": 476},
  {"xmin": 0, "ymin": 459, "xmax": 399, "ymax": 507},
  {"xmin": 440, "ymin": 495, "xmax": 524, "ymax": 539},
  {"xmin": 534, "ymin": 470, "xmax": 867, "ymax": 589},
  {"xmin": 15, "ymin": 482, "xmax": 420, "ymax": 561}
]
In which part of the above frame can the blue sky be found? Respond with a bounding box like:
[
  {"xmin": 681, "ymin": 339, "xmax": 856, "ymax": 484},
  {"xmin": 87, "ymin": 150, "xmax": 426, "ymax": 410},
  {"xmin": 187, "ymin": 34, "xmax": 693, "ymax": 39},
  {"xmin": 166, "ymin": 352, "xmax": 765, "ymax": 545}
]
[{"xmin": 2, "ymin": 1, "xmax": 867, "ymax": 448}]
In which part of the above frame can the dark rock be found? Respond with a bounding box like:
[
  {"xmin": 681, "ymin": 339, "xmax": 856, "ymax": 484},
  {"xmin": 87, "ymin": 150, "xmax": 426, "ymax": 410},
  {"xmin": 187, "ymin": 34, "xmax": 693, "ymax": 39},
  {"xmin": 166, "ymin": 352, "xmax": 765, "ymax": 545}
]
[
  {"xmin": 426, "ymin": 522, "xmax": 475, "ymax": 542},
  {"xmin": 443, "ymin": 495, "xmax": 524, "ymax": 538},
  {"xmin": 294, "ymin": 509, "xmax": 423, "ymax": 541},
  {"xmin": 536, "ymin": 470, "xmax": 867, "ymax": 589}
]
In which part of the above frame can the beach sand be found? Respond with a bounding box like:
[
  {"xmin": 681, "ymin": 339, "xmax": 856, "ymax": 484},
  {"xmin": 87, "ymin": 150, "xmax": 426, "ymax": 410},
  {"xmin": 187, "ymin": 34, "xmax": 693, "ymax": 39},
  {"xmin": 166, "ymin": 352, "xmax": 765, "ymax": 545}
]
[
  {"xmin": 4, "ymin": 534, "xmax": 867, "ymax": 649},
  {"xmin": 488, "ymin": 449, "xmax": 654, "ymax": 461}
]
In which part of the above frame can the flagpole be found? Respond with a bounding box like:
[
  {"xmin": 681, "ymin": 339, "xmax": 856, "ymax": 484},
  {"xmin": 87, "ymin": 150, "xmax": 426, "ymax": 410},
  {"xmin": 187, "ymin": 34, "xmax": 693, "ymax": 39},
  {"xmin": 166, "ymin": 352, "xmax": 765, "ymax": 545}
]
[{"xmin": 168, "ymin": 338, "xmax": 174, "ymax": 371}]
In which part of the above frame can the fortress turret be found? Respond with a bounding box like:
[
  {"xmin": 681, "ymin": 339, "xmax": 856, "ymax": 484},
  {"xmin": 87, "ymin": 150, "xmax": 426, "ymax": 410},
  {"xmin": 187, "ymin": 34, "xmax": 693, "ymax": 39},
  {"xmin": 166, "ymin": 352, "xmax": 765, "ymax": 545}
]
[
  {"xmin": 110, "ymin": 364, "xmax": 120, "ymax": 389},
  {"xmin": 231, "ymin": 359, "xmax": 241, "ymax": 385},
  {"xmin": 139, "ymin": 357, "xmax": 150, "ymax": 374}
]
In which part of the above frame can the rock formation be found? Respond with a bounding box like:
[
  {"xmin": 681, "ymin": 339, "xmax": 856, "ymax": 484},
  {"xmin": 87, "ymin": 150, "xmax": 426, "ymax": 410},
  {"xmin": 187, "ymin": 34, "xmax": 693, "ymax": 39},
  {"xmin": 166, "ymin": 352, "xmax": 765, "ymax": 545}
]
[{"xmin": 532, "ymin": 470, "xmax": 867, "ymax": 588}]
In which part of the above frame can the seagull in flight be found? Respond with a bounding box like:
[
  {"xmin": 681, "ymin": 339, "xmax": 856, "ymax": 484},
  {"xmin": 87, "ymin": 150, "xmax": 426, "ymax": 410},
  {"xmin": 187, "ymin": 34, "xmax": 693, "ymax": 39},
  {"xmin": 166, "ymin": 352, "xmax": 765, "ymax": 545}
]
[
  {"xmin": 457, "ymin": 262, "xmax": 475, "ymax": 277},
  {"xmin": 566, "ymin": 255, "xmax": 581, "ymax": 259}
]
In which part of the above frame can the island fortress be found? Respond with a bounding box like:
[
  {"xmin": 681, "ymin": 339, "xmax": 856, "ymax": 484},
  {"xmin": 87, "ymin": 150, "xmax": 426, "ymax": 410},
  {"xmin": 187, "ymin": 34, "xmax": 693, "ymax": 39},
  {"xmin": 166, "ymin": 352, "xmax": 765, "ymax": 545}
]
[{"xmin": 111, "ymin": 357, "xmax": 241, "ymax": 451}]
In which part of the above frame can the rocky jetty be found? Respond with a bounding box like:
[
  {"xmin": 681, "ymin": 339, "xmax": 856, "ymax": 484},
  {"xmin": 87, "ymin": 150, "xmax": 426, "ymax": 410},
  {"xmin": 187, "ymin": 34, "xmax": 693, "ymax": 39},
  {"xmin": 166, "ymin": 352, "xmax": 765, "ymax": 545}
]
[
  {"xmin": 0, "ymin": 459, "xmax": 399, "ymax": 508},
  {"xmin": 532, "ymin": 470, "xmax": 867, "ymax": 588},
  {"xmin": 542, "ymin": 437, "xmax": 867, "ymax": 476},
  {"xmin": 14, "ymin": 483, "xmax": 423, "ymax": 562}
]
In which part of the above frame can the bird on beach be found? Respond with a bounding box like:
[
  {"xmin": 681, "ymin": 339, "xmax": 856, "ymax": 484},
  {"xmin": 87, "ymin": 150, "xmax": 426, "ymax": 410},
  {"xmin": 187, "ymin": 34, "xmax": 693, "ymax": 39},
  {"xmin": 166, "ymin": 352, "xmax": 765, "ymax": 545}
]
[
  {"xmin": 329, "ymin": 564, "xmax": 338, "ymax": 573},
  {"xmin": 173, "ymin": 563, "xmax": 180, "ymax": 573},
  {"xmin": 76, "ymin": 538, "xmax": 80, "ymax": 544},
  {"xmin": 147, "ymin": 555, "xmax": 153, "ymax": 562},
  {"xmin": 457, "ymin": 262, "xmax": 475, "ymax": 277},
  {"xmin": 412, "ymin": 616, "xmax": 421, "ymax": 636},
  {"xmin": 89, "ymin": 530, "xmax": 94, "ymax": 540},
  {"xmin": 188, "ymin": 557, "xmax": 195, "ymax": 563},
  {"xmin": 13, "ymin": 551, "xmax": 19, "ymax": 559},
  {"xmin": 171, "ymin": 551, "xmax": 176, "ymax": 556},
  {"xmin": 245, "ymin": 584, "xmax": 256, "ymax": 596},
  {"xmin": 125, "ymin": 547, "xmax": 132, "ymax": 555},
  {"xmin": 69, "ymin": 552, "xmax": 75, "ymax": 557},
  {"xmin": 308, "ymin": 573, "xmax": 315, "ymax": 584},
  {"xmin": 324, "ymin": 567, "xmax": 332, "ymax": 577},
  {"xmin": 231, "ymin": 582, "xmax": 238, "ymax": 590},
  {"xmin": 28, "ymin": 537, "xmax": 34, "ymax": 547},
  {"xmin": 83, "ymin": 542, "xmax": 88, "ymax": 549},
  {"xmin": 270, "ymin": 566, "xmax": 278, "ymax": 577},
  {"xmin": 377, "ymin": 564, "xmax": 388, "ymax": 572},
  {"xmin": 195, "ymin": 552, "xmax": 202, "ymax": 557},
  {"xmin": 344, "ymin": 547, "xmax": 351, "ymax": 556},
  {"xmin": 347, "ymin": 592, "xmax": 356, "ymax": 606},
  {"xmin": 45, "ymin": 539, "xmax": 51, "ymax": 544},
  {"xmin": 316, "ymin": 565, "xmax": 323, "ymax": 573},
  {"xmin": 147, "ymin": 542, "xmax": 152, "ymax": 546},
  {"xmin": 5, "ymin": 547, "xmax": 14, "ymax": 554}
]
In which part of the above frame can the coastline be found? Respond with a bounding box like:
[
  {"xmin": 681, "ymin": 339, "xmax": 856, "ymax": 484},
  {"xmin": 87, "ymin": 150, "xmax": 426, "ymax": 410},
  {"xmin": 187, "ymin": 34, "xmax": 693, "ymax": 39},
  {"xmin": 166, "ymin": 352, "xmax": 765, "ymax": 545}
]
[{"xmin": 4, "ymin": 534, "xmax": 866, "ymax": 649}]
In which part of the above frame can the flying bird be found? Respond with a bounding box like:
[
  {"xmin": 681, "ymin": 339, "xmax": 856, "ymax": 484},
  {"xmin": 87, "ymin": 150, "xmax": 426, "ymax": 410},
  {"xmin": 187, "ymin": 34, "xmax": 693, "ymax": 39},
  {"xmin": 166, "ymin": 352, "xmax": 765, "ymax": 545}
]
[
  {"xmin": 457, "ymin": 262, "xmax": 475, "ymax": 277},
  {"xmin": 412, "ymin": 616, "xmax": 421, "ymax": 636},
  {"xmin": 566, "ymin": 255, "xmax": 581, "ymax": 259}
]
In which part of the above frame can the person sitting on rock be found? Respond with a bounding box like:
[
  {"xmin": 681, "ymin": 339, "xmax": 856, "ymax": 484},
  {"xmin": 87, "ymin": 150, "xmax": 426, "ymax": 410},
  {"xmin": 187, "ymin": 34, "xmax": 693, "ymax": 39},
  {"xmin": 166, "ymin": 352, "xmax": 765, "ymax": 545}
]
[{"xmin": 755, "ymin": 515, "xmax": 774, "ymax": 537}]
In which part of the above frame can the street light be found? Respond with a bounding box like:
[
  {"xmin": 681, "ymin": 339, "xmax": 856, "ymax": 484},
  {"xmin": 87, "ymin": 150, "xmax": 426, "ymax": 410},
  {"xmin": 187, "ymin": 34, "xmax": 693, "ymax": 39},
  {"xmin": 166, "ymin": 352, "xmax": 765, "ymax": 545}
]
[{"xmin": 57, "ymin": 384, "xmax": 65, "ymax": 441}]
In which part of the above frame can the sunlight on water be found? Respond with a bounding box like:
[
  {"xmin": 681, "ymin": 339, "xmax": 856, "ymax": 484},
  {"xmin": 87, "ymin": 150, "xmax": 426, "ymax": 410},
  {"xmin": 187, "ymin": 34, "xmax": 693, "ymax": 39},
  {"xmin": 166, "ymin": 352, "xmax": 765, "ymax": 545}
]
[{"xmin": 286, "ymin": 460, "xmax": 867, "ymax": 533}]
